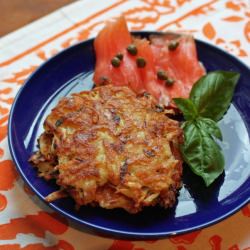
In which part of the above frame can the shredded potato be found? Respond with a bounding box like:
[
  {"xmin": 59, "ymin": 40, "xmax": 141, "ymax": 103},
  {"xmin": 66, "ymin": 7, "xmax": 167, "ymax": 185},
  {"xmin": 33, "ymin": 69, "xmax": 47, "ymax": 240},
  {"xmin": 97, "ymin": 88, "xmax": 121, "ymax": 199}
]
[{"xmin": 30, "ymin": 85, "xmax": 183, "ymax": 213}]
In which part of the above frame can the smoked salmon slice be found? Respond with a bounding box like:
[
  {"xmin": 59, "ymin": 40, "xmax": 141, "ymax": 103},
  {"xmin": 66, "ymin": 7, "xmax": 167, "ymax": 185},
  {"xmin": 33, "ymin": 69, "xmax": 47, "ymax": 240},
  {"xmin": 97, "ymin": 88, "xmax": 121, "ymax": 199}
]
[
  {"xmin": 150, "ymin": 34, "xmax": 206, "ymax": 100},
  {"xmin": 93, "ymin": 16, "xmax": 205, "ymax": 106},
  {"xmin": 93, "ymin": 16, "xmax": 143, "ymax": 93}
]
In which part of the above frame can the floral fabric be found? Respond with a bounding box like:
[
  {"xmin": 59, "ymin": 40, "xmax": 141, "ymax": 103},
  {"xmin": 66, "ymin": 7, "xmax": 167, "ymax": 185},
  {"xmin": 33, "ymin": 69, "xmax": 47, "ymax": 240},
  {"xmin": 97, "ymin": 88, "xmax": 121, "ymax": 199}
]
[{"xmin": 0, "ymin": 0, "xmax": 249, "ymax": 249}]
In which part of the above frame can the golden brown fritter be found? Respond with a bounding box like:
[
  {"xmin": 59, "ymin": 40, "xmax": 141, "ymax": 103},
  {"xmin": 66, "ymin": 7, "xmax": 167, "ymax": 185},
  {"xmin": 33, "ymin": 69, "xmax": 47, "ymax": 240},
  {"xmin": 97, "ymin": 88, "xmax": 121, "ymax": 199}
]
[{"xmin": 30, "ymin": 85, "xmax": 183, "ymax": 213}]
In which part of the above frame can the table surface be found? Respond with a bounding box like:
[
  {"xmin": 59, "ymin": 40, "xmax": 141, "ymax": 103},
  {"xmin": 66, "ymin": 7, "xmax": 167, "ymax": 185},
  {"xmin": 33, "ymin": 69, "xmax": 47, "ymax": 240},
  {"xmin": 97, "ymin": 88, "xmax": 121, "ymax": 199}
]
[
  {"xmin": 0, "ymin": 0, "xmax": 76, "ymax": 36},
  {"xmin": 0, "ymin": 1, "xmax": 249, "ymax": 249}
]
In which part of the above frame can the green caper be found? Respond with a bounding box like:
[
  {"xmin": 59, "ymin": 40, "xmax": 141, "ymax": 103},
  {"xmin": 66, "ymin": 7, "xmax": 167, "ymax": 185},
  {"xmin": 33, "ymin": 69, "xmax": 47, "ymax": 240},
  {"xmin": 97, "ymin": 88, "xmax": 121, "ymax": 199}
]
[
  {"xmin": 157, "ymin": 70, "xmax": 168, "ymax": 80},
  {"xmin": 111, "ymin": 57, "xmax": 121, "ymax": 67},
  {"xmin": 127, "ymin": 44, "xmax": 137, "ymax": 55},
  {"xmin": 165, "ymin": 78, "xmax": 175, "ymax": 86},
  {"xmin": 136, "ymin": 57, "xmax": 146, "ymax": 68},
  {"xmin": 168, "ymin": 40, "xmax": 179, "ymax": 51},
  {"xmin": 116, "ymin": 53, "xmax": 123, "ymax": 60}
]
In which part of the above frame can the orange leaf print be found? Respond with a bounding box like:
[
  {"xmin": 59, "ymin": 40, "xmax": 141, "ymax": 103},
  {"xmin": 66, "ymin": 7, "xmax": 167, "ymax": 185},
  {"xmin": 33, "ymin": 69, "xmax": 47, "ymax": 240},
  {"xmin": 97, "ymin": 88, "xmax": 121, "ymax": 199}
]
[
  {"xmin": 169, "ymin": 230, "xmax": 201, "ymax": 244},
  {"xmin": 0, "ymin": 148, "xmax": 3, "ymax": 158},
  {"xmin": 230, "ymin": 40, "xmax": 241, "ymax": 47},
  {"xmin": 0, "ymin": 106, "xmax": 8, "ymax": 116},
  {"xmin": 245, "ymin": 21, "xmax": 250, "ymax": 42},
  {"xmin": 0, "ymin": 88, "xmax": 12, "ymax": 95},
  {"xmin": 223, "ymin": 16, "xmax": 244, "ymax": 22},
  {"xmin": 0, "ymin": 211, "xmax": 68, "ymax": 240},
  {"xmin": 0, "ymin": 160, "xmax": 18, "ymax": 190},
  {"xmin": 0, "ymin": 115, "xmax": 8, "ymax": 125},
  {"xmin": 0, "ymin": 97, "xmax": 14, "ymax": 105},
  {"xmin": 229, "ymin": 40, "xmax": 248, "ymax": 57},
  {"xmin": 228, "ymin": 244, "xmax": 240, "ymax": 250},
  {"xmin": 0, "ymin": 124, "xmax": 7, "ymax": 142},
  {"xmin": 177, "ymin": 0, "xmax": 191, "ymax": 6},
  {"xmin": 108, "ymin": 240, "xmax": 134, "ymax": 250},
  {"xmin": 36, "ymin": 50, "xmax": 48, "ymax": 61},
  {"xmin": 238, "ymin": 49, "xmax": 247, "ymax": 57},
  {"xmin": 203, "ymin": 22, "xmax": 216, "ymax": 40},
  {"xmin": 56, "ymin": 240, "xmax": 74, "ymax": 250},
  {"xmin": 3, "ymin": 66, "xmax": 38, "ymax": 85},
  {"xmin": 62, "ymin": 38, "xmax": 74, "ymax": 49},
  {"xmin": 209, "ymin": 235, "xmax": 222, "ymax": 250},
  {"xmin": 0, "ymin": 193, "xmax": 7, "ymax": 212},
  {"xmin": 226, "ymin": 1, "xmax": 241, "ymax": 11},
  {"xmin": 0, "ymin": 240, "xmax": 74, "ymax": 250},
  {"xmin": 77, "ymin": 30, "xmax": 90, "ymax": 42},
  {"xmin": 216, "ymin": 38, "xmax": 226, "ymax": 44},
  {"xmin": 241, "ymin": 204, "xmax": 250, "ymax": 217}
]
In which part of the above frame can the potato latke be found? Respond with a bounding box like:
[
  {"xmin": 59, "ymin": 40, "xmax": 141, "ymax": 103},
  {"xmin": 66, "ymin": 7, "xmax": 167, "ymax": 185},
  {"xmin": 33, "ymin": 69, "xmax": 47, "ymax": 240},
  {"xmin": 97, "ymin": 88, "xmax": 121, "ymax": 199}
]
[{"xmin": 30, "ymin": 85, "xmax": 183, "ymax": 213}]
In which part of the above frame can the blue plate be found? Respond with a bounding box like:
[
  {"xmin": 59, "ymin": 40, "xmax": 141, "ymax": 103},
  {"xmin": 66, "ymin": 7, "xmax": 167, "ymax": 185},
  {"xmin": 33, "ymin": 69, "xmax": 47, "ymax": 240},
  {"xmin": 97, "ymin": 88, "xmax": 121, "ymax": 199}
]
[{"xmin": 8, "ymin": 32, "xmax": 250, "ymax": 239}]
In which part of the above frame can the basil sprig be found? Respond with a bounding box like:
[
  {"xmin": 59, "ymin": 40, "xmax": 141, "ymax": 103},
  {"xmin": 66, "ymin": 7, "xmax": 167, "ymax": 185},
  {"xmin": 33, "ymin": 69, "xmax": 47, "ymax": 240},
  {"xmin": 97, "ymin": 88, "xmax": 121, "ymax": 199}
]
[{"xmin": 174, "ymin": 70, "xmax": 240, "ymax": 186}]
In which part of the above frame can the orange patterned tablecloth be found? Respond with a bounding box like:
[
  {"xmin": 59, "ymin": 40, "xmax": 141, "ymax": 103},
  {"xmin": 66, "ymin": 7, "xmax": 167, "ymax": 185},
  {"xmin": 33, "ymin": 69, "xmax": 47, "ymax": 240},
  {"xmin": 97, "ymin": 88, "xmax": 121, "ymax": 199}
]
[{"xmin": 0, "ymin": 0, "xmax": 249, "ymax": 249}]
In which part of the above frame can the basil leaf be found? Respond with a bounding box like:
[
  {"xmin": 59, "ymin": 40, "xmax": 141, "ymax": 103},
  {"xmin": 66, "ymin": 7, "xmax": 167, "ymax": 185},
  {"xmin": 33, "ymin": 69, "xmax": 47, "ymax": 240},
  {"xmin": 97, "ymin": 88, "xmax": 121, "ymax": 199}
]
[
  {"xmin": 190, "ymin": 71, "xmax": 240, "ymax": 121},
  {"xmin": 196, "ymin": 117, "xmax": 223, "ymax": 141},
  {"xmin": 181, "ymin": 122, "xmax": 224, "ymax": 186},
  {"xmin": 173, "ymin": 98, "xmax": 198, "ymax": 120}
]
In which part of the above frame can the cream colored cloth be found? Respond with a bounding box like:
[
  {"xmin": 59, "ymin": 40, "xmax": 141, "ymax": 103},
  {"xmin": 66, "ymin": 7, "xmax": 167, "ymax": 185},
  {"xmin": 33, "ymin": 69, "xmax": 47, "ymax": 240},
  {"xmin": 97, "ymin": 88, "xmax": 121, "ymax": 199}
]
[{"xmin": 0, "ymin": 1, "xmax": 249, "ymax": 249}]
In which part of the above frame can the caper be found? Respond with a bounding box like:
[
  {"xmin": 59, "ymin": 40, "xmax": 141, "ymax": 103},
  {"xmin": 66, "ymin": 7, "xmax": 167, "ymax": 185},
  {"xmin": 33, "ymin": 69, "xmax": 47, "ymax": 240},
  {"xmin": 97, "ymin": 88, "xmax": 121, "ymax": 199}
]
[
  {"xmin": 111, "ymin": 57, "xmax": 121, "ymax": 67},
  {"xmin": 136, "ymin": 57, "xmax": 146, "ymax": 68},
  {"xmin": 168, "ymin": 40, "xmax": 179, "ymax": 51},
  {"xmin": 157, "ymin": 70, "xmax": 168, "ymax": 80},
  {"xmin": 116, "ymin": 53, "xmax": 123, "ymax": 60},
  {"xmin": 165, "ymin": 78, "xmax": 175, "ymax": 86},
  {"xmin": 127, "ymin": 44, "xmax": 137, "ymax": 55}
]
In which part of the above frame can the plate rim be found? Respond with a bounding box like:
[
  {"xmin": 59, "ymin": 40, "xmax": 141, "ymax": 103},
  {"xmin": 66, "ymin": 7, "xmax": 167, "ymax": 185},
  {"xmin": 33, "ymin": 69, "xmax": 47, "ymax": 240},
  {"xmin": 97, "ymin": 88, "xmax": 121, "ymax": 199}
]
[{"xmin": 8, "ymin": 32, "xmax": 250, "ymax": 239}]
